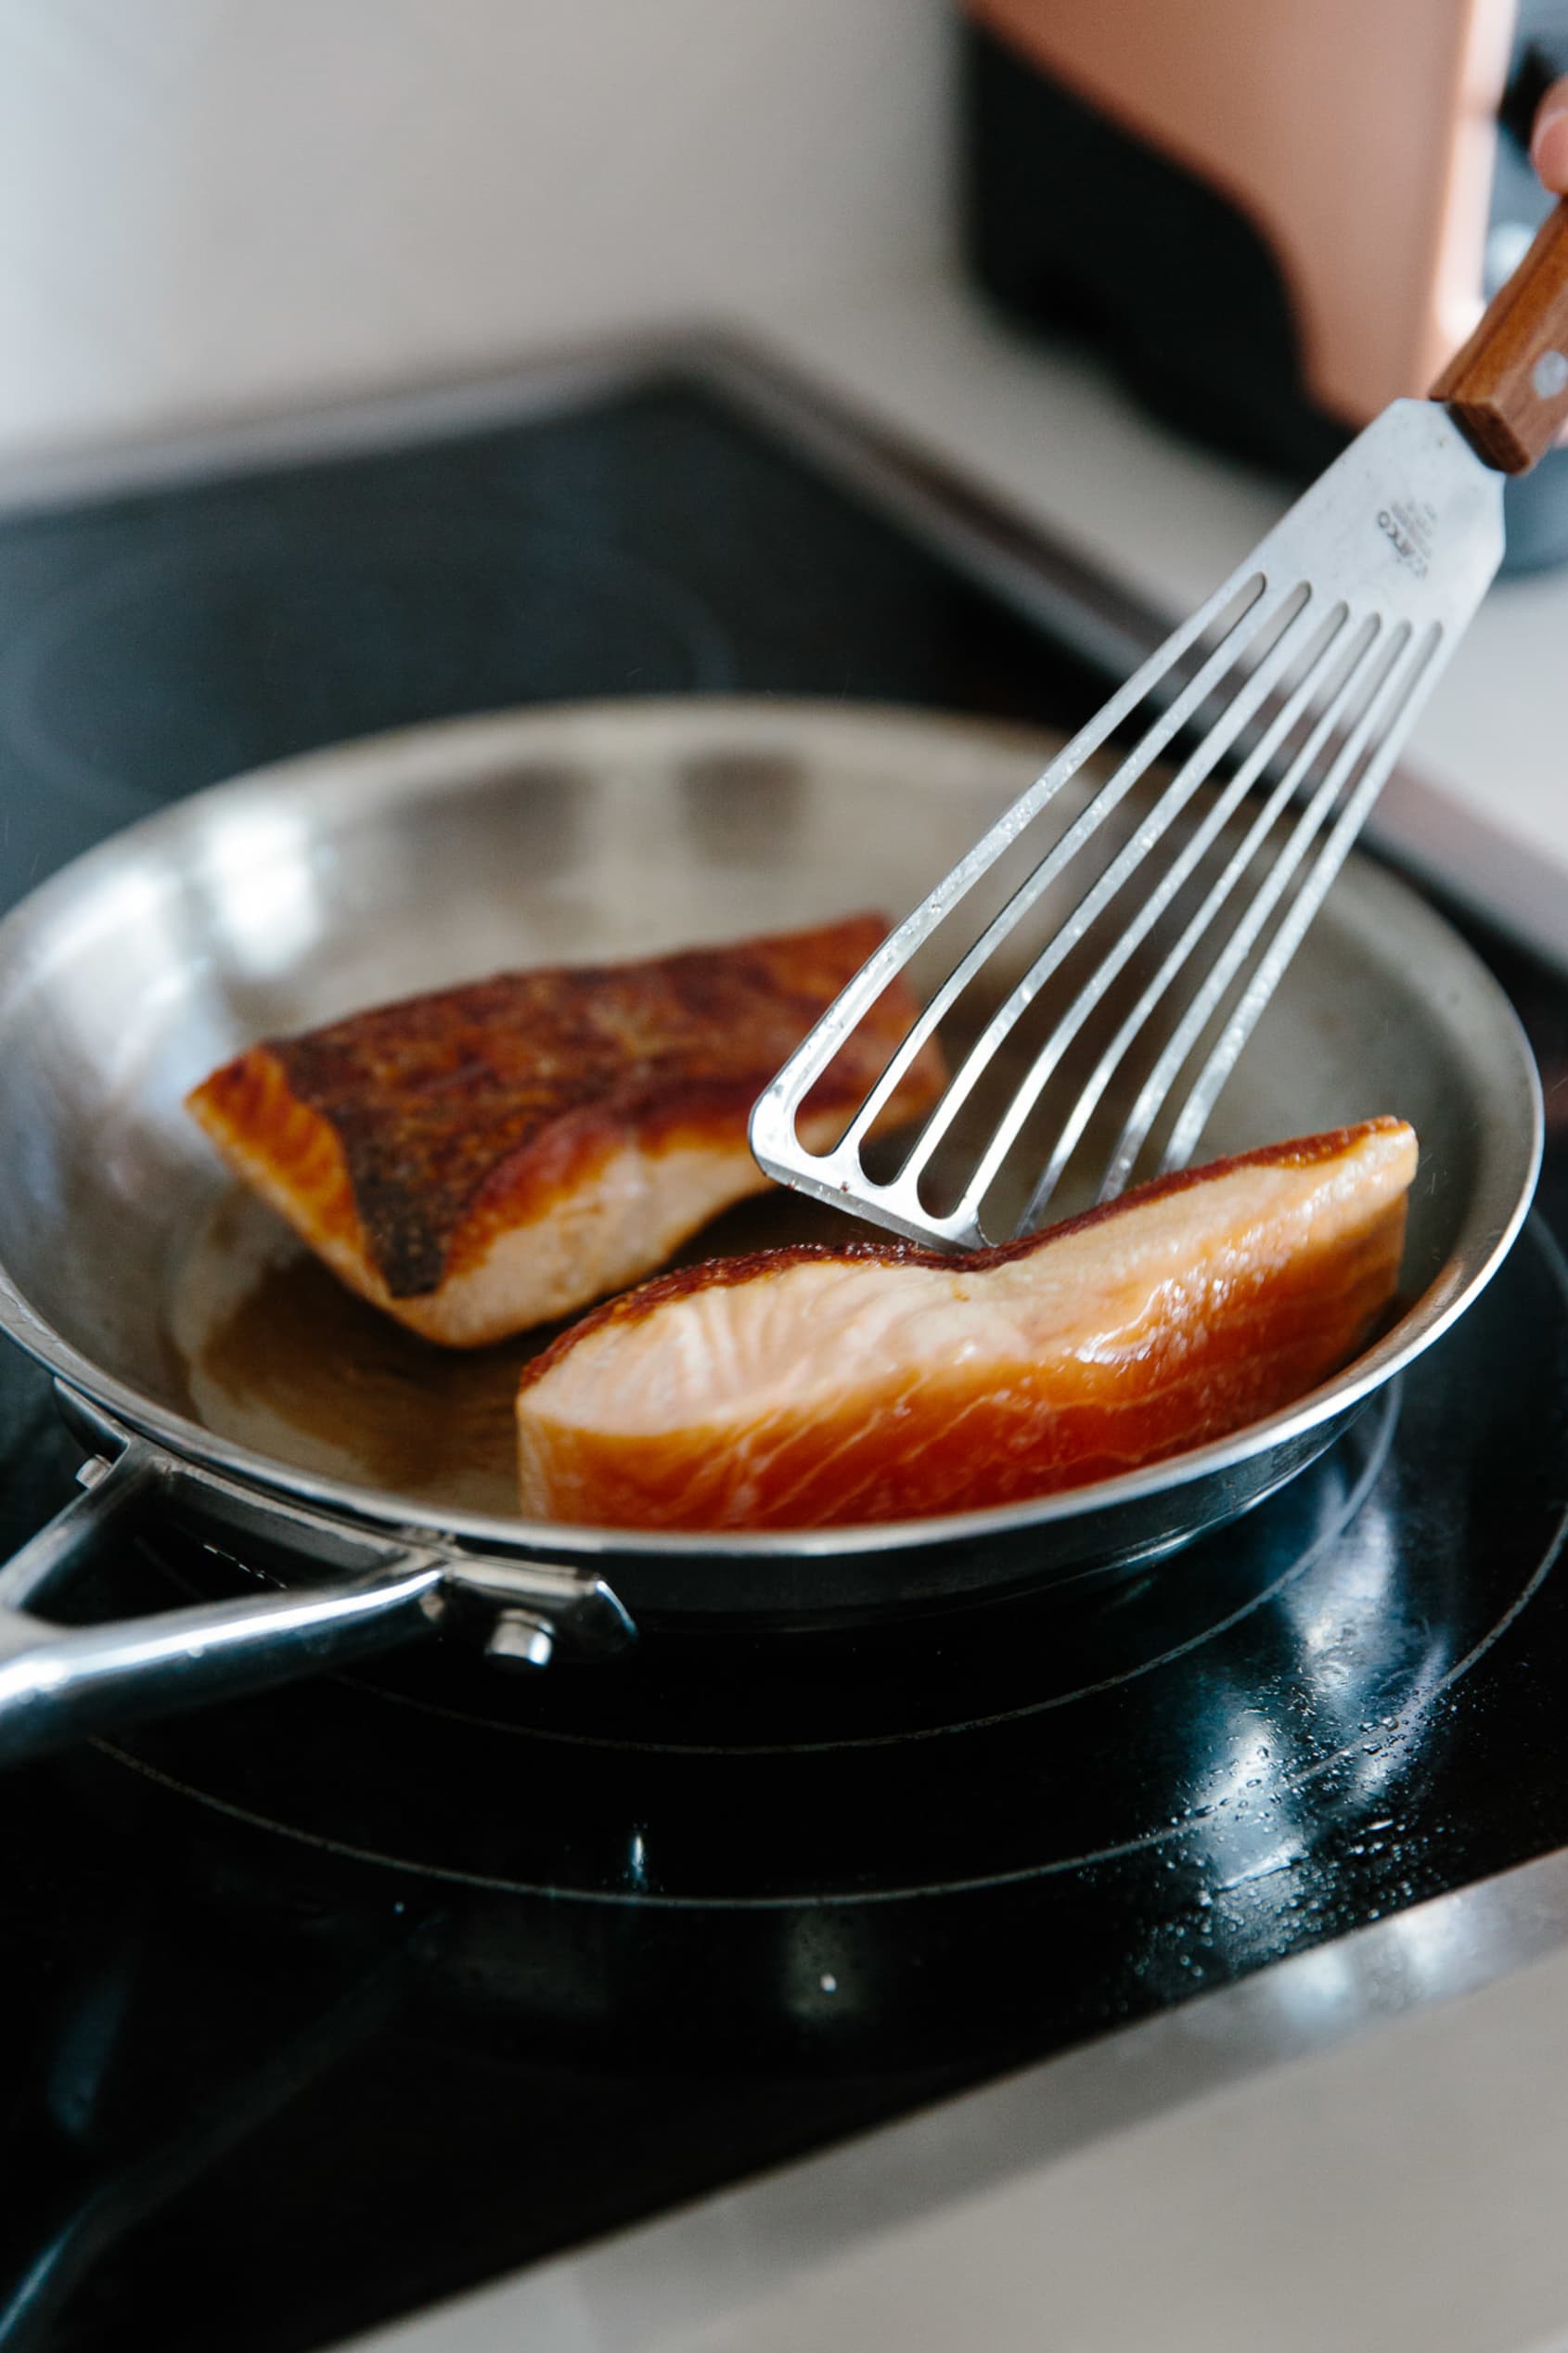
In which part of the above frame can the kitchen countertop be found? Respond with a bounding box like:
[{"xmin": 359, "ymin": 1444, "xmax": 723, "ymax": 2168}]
[{"xmin": 752, "ymin": 266, "xmax": 1568, "ymax": 905}]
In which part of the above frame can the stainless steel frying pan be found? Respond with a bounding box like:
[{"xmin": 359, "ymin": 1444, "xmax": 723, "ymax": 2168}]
[{"xmin": 0, "ymin": 700, "xmax": 1542, "ymax": 1765}]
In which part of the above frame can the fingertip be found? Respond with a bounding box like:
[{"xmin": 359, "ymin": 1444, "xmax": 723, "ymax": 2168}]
[{"xmin": 1532, "ymin": 79, "xmax": 1568, "ymax": 191}]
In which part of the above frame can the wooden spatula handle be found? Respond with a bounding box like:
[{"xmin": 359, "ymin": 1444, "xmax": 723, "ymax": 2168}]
[{"xmin": 1431, "ymin": 200, "xmax": 1568, "ymax": 473}]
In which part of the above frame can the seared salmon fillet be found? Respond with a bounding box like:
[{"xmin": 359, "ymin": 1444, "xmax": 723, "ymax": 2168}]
[
  {"xmin": 515, "ymin": 1119, "xmax": 1417, "ymax": 1528},
  {"xmin": 186, "ymin": 915, "xmax": 942, "ymax": 1347}
]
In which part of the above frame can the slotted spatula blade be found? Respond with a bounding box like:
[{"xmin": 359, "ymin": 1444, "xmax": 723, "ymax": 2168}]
[{"xmin": 752, "ymin": 202, "xmax": 1568, "ymax": 1252}]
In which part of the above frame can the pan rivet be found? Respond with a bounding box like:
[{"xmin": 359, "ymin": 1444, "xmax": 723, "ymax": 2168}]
[{"xmin": 485, "ymin": 1609, "xmax": 555, "ymax": 1670}]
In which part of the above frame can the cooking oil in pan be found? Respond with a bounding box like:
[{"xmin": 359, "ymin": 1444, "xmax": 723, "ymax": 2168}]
[{"xmin": 164, "ymin": 1179, "xmax": 867, "ymax": 1517}]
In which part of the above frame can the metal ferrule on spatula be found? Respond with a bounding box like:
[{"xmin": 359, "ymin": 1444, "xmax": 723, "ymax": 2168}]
[{"xmin": 752, "ymin": 204, "xmax": 1568, "ymax": 1254}]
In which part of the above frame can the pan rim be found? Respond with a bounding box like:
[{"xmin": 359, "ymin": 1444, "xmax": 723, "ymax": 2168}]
[{"xmin": 0, "ymin": 697, "xmax": 1545, "ymax": 1568}]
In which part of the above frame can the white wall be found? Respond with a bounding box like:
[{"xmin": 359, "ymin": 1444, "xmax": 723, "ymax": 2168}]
[{"xmin": 0, "ymin": 0, "xmax": 954, "ymax": 460}]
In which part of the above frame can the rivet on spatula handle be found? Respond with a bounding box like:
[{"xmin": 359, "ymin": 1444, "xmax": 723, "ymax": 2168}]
[{"xmin": 1431, "ymin": 199, "xmax": 1568, "ymax": 473}]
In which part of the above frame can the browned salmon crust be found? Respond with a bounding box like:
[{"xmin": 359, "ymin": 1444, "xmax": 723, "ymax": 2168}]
[{"xmin": 186, "ymin": 914, "xmax": 941, "ymax": 1347}]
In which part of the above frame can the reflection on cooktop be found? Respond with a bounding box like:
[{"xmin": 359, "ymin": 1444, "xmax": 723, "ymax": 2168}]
[{"xmin": 1, "ymin": 519, "xmax": 734, "ymax": 820}]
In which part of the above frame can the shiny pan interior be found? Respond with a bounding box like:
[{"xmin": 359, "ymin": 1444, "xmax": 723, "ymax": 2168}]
[{"xmin": 0, "ymin": 699, "xmax": 1543, "ymax": 1621}]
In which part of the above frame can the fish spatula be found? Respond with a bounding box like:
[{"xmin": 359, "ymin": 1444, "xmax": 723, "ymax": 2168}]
[{"xmin": 751, "ymin": 205, "xmax": 1568, "ymax": 1252}]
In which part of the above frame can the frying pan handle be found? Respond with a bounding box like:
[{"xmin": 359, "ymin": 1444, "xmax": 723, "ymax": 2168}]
[{"xmin": 0, "ymin": 1440, "xmax": 446, "ymax": 1769}]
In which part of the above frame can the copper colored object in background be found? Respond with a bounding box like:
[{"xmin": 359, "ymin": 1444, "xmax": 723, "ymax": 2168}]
[{"xmin": 964, "ymin": 0, "xmax": 1511, "ymax": 426}]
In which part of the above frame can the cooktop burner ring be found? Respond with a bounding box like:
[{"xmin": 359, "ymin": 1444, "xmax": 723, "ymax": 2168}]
[
  {"xmin": 94, "ymin": 1453, "xmax": 1566, "ymax": 1910},
  {"xmin": 91, "ymin": 1217, "xmax": 1568, "ymax": 1911}
]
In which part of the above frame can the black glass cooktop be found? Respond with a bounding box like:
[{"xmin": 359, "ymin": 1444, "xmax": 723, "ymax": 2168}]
[{"xmin": 2, "ymin": 351, "xmax": 1568, "ymax": 2353}]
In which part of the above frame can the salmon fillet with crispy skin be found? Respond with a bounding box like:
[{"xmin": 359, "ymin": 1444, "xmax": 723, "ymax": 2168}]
[
  {"xmin": 515, "ymin": 1119, "xmax": 1418, "ymax": 1529},
  {"xmin": 186, "ymin": 914, "xmax": 942, "ymax": 1348}
]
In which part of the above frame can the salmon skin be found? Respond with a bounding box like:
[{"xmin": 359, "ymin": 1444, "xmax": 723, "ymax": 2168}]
[
  {"xmin": 186, "ymin": 915, "xmax": 941, "ymax": 1348},
  {"xmin": 515, "ymin": 1119, "xmax": 1418, "ymax": 1529}
]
